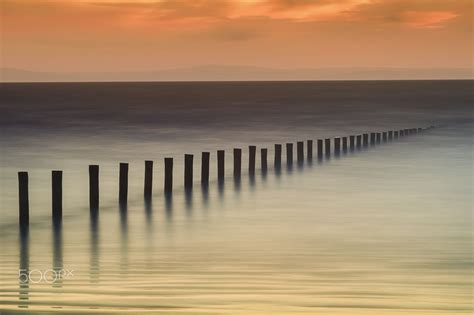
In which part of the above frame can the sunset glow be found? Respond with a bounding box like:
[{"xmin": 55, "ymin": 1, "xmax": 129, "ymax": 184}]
[{"xmin": 1, "ymin": 0, "xmax": 472, "ymax": 78}]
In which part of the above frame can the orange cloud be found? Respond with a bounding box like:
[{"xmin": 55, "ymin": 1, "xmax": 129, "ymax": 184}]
[{"xmin": 400, "ymin": 10, "xmax": 458, "ymax": 28}]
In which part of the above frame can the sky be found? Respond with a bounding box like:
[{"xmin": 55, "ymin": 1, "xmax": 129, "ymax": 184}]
[{"xmin": 1, "ymin": 0, "xmax": 472, "ymax": 80}]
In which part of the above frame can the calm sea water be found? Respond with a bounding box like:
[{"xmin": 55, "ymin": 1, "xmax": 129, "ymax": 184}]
[{"xmin": 0, "ymin": 81, "xmax": 472, "ymax": 314}]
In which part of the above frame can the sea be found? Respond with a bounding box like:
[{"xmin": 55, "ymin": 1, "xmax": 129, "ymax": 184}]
[{"xmin": 0, "ymin": 80, "xmax": 472, "ymax": 314}]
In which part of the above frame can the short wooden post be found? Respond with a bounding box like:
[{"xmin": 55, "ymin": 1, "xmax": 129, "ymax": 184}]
[
  {"xmin": 334, "ymin": 137, "xmax": 341, "ymax": 155},
  {"xmin": 356, "ymin": 135, "xmax": 362, "ymax": 149},
  {"xmin": 261, "ymin": 148, "xmax": 268, "ymax": 171},
  {"xmin": 382, "ymin": 132, "xmax": 387, "ymax": 142},
  {"xmin": 370, "ymin": 133, "xmax": 376, "ymax": 145},
  {"xmin": 349, "ymin": 135, "xmax": 355, "ymax": 150},
  {"xmin": 274, "ymin": 144, "xmax": 282, "ymax": 168},
  {"xmin": 201, "ymin": 152, "xmax": 210, "ymax": 185},
  {"xmin": 388, "ymin": 131, "xmax": 393, "ymax": 140},
  {"xmin": 394, "ymin": 130, "xmax": 399, "ymax": 139},
  {"xmin": 119, "ymin": 163, "xmax": 128, "ymax": 203},
  {"xmin": 376, "ymin": 132, "xmax": 381, "ymax": 144},
  {"xmin": 342, "ymin": 137, "xmax": 348, "ymax": 152},
  {"xmin": 307, "ymin": 140, "xmax": 313, "ymax": 160},
  {"xmin": 233, "ymin": 148, "xmax": 242, "ymax": 178},
  {"xmin": 18, "ymin": 172, "xmax": 29, "ymax": 227},
  {"xmin": 317, "ymin": 139, "xmax": 323, "ymax": 159},
  {"xmin": 52, "ymin": 170, "xmax": 62, "ymax": 221},
  {"xmin": 286, "ymin": 143, "xmax": 293, "ymax": 165},
  {"xmin": 417, "ymin": 127, "xmax": 422, "ymax": 132},
  {"xmin": 297, "ymin": 141, "xmax": 304, "ymax": 163},
  {"xmin": 144, "ymin": 161, "xmax": 153, "ymax": 200},
  {"xmin": 217, "ymin": 150, "xmax": 225, "ymax": 180},
  {"xmin": 363, "ymin": 134, "xmax": 369, "ymax": 147},
  {"xmin": 325, "ymin": 138, "xmax": 331, "ymax": 157},
  {"xmin": 164, "ymin": 158, "xmax": 173, "ymax": 194},
  {"xmin": 184, "ymin": 154, "xmax": 193, "ymax": 189},
  {"xmin": 89, "ymin": 165, "xmax": 99, "ymax": 209},
  {"xmin": 249, "ymin": 145, "xmax": 256, "ymax": 174}
]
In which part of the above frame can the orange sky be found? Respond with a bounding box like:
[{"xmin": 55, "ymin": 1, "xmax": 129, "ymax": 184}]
[{"xmin": 1, "ymin": 0, "xmax": 472, "ymax": 76}]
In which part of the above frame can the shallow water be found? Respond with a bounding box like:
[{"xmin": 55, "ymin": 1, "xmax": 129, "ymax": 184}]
[{"xmin": 0, "ymin": 81, "xmax": 472, "ymax": 314}]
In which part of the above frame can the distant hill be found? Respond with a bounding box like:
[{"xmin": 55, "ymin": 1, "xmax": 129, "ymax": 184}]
[{"xmin": 1, "ymin": 66, "xmax": 472, "ymax": 82}]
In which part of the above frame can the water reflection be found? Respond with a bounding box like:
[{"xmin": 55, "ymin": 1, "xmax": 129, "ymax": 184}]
[
  {"xmin": 52, "ymin": 220, "xmax": 63, "ymax": 288},
  {"xmin": 18, "ymin": 226, "xmax": 29, "ymax": 309},
  {"xmin": 89, "ymin": 210, "xmax": 100, "ymax": 283}
]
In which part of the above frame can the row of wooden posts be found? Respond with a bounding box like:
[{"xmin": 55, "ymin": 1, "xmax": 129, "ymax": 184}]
[{"xmin": 17, "ymin": 127, "xmax": 428, "ymax": 226}]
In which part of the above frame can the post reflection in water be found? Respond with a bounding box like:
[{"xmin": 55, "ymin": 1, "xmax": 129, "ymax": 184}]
[
  {"xmin": 119, "ymin": 202, "xmax": 128, "ymax": 276},
  {"xmin": 52, "ymin": 220, "xmax": 63, "ymax": 288},
  {"xmin": 90, "ymin": 209, "xmax": 100, "ymax": 283},
  {"xmin": 18, "ymin": 226, "xmax": 29, "ymax": 309}
]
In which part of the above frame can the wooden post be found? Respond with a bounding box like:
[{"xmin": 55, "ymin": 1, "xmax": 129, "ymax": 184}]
[
  {"xmin": 274, "ymin": 144, "xmax": 282, "ymax": 168},
  {"xmin": 184, "ymin": 154, "xmax": 193, "ymax": 189},
  {"xmin": 370, "ymin": 133, "xmax": 376, "ymax": 145},
  {"xmin": 261, "ymin": 148, "xmax": 268, "ymax": 171},
  {"xmin": 89, "ymin": 165, "xmax": 99, "ymax": 209},
  {"xmin": 249, "ymin": 145, "xmax": 256, "ymax": 174},
  {"xmin": 342, "ymin": 137, "xmax": 348, "ymax": 152},
  {"xmin": 164, "ymin": 158, "xmax": 173, "ymax": 194},
  {"xmin": 119, "ymin": 163, "xmax": 128, "ymax": 203},
  {"xmin": 356, "ymin": 135, "xmax": 362, "ymax": 149},
  {"xmin": 233, "ymin": 148, "xmax": 242, "ymax": 178},
  {"xmin": 349, "ymin": 135, "xmax": 355, "ymax": 150},
  {"xmin": 388, "ymin": 131, "xmax": 393, "ymax": 140},
  {"xmin": 297, "ymin": 141, "xmax": 304, "ymax": 163},
  {"xmin": 18, "ymin": 172, "xmax": 29, "ymax": 227},
  {"xmin": 325, "ymin": 138, "xmax": 331, "ymax": 157},
  {"xmin": 394, "ymin": 130, "xmax": 399, "ymax": 139},
  {"xmin": 307, "ymin": 140, "xmax": 313, "ymax": 160},
  {"xmin": 317, "ymin": 139, "xmax": 323, "ymax": 159},
  {"xmin": 382, "ymin": 132, "xmax": 387, "ymax": 142},
  {"xmin": 217, "ymin": 150, "xmax": 225, "ymax": 181},
  {"xmin": 52, "ymin": 170, "xmax": 62, "ymax": 222},
  {"xmin": 144, "ymin": 161, "xmax": 153, "ymax": 200},
  {"xmin": 286, "ymin": 143, "xmax": 293, "ymax": 165},
  {"xmin": 376, "ymin": 132, "xmax": 381, "ymax": 144},
  {"xmin": 363, "ymin": 134, "xmax": 369, "ymax": 147},
  {"xmin": 201, "ymin": 152, "xmax": 210, "ymax": 185},
  {"xmin": 417, "ymin": 127, "xmax": 422, "ymax": 132},
  {"xmin": 334, "ymin": 137, "xmax": 341, "ymax": 156}
]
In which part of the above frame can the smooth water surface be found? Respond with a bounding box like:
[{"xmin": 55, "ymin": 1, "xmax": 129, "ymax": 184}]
[{"xmin": 0, "ymin": 81, "xmax": 472, "ymax": 314}]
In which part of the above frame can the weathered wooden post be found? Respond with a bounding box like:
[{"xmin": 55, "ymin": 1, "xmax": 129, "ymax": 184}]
[
  {"xmin": 89, "ymin": 165, "xmax": 99, "ymax": 209},
  {"xmin": 394, "ymin": 130, "xmax": 399, "ymax": 139},
  {"xmin": 119, "ymin": 163, "xmax": 128, "ymax": 203},
  {"xmin": 382, "ymin": 132, "xmax": 387, "ymax": 142},
  {"xmin": 52, "ymin": 170, "xmax": 62, "ymax": 222},
  {"xmin": 297, "ymin": 141, "xmax": 304, "ymax": 163},
  {"xmin": 317, "ymin": 140, "xmax": 323, "ymax": 159},
  {"xmin": 261, "ymin": 148, "xmax": 268, "ymax": 171},
  {"xmin": 342, "ymin": 137, "xmax": 348, "ymax": 153},
  {"xmin": 349, "ymin": 135, "xmax": 355, "ymax": 150},
  {"xmin": 417, "ymin": 127, "xmax": 422, "ymax": 132},
  {"xmin": 307, "ymin": 140, "xmax": 313, "ymax": 160},
  {"xmin": 164, "ymin": 158, "xmax": 173, "ymax": 194},
  {"xmin": 388, "ymin": 131, "xmax": 393, "ymax": 140},
  {"xmin": 334, "ymin": 137, "xmax": 341, "ymax": 155},
  {"xmin": 249, "ymin": 145, "xmax": 256, "ymax": 174},
  {"xmin": 201, "ymin": 152, "xmax": 210, "ymax": 185},
  {"xmin": 356, "ymin": 135, "xmax": 362, "ymax": 149},
  {"xmin": 286, "ymin": 143, "xmax": 293, "ymax": 165},
  {"xmin": 217, "ymin": 150, "xmax": 225, "ymax": 181},
  {"xmin": 370, "ymin": 133, "xmax": 376, "ymax": 145},
  {"xmin": 18, "ymin": 172, "xmax": 29, "ymax": 227},
  {"xmin": 363, "ymin": 134, "xmax": 369, "ymax": 147},
  {"xmin": 325, "ymin": 138, "xmax": 331, "ymax": 157},
  {"xmin": 184, "ymin": 154, "xmax": 193, "ymax": 189},
  {"xmin": 144, "ymin": 161, "xmax": 153, "ymax": 200},
  {"xmin": 376, "ymin": 132, "xmax": 381, "ymax": 144},
  {"xmin": 274, "ymin": 144, "xmax": 282, "ymax": 168},
  {"xmin": 234, "ymin": 148, "xmax": 242, "ymax": 178}
]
